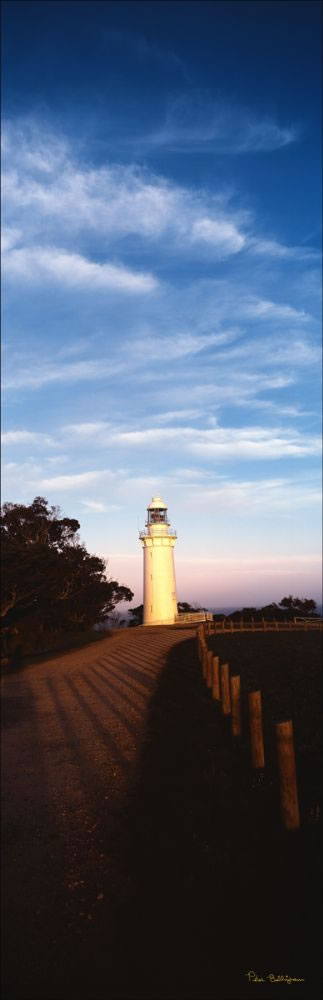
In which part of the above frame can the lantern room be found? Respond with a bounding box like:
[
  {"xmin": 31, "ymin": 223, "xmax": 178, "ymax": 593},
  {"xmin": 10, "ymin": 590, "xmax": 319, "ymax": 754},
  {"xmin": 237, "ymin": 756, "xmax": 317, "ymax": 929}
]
[{"xmin": 146, "ymin": 496, "xmax": 169, "ymax": 527}]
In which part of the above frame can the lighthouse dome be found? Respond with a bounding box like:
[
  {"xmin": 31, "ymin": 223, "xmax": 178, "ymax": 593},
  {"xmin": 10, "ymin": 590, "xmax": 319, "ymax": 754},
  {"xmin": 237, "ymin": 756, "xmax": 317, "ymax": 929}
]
[{"xmin": 147, "ymin": 496, "xmax": 167, "ymax": 510}]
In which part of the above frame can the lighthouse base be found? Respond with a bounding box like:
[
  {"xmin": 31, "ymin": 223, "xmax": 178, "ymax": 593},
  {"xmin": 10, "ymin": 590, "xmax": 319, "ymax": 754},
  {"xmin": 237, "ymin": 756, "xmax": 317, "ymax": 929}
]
[{"xmin": 143, "ymin": 614, "xmax": 176, "ymax": 626}]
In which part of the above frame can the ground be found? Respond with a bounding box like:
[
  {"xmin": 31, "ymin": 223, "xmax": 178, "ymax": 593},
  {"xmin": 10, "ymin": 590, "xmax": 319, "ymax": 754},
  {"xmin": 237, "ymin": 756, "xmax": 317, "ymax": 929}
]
[{"xmin": 1, "ymin": 627, "xmax": 321, "ymax": 1000}]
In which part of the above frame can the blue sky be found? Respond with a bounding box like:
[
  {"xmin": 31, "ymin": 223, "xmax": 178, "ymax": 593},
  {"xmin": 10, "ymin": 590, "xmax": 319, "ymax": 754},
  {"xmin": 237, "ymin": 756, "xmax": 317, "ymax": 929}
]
[{"xmin": 2, "ymin": 0, "xmax": 322, "ymax": 608}]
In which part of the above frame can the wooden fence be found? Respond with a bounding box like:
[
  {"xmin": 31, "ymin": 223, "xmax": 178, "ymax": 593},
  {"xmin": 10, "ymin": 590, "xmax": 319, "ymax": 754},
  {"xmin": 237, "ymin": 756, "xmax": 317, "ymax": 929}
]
[
  {"xmin": 206, "ymin": 618, "xmax": 322, "ymax": 634},
  {"xmin": 196, "ymin": 622, "xmax": 319, "ymax": 831}
]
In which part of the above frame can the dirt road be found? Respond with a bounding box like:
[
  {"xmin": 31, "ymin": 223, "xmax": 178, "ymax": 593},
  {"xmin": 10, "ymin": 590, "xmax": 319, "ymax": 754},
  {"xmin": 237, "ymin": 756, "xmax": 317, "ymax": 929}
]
[
  {"xmin": 2, "ymin": 627, "xmax": 194, "ymax": 1000},
  {"xmin": 1, "ymin": 628, "xmax": 321, "ymax": 1000}
]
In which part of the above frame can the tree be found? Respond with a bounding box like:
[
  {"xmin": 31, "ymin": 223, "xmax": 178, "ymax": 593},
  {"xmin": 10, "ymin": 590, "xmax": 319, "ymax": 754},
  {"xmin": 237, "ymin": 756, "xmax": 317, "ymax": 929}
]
[
  {"xmin": 177, "ymin": 602, "xmax": 208, "ymax": 613},
  {"xmin": 1, "ymin": 497, "xmax": 133, "ymax": 651},
  {"xmin": 279, "ymin": 595, "xmax": 318, "ymax": 617},
  {"xmin": 128, "ymin": 604, "xmax": 144, "ymax": 627}
]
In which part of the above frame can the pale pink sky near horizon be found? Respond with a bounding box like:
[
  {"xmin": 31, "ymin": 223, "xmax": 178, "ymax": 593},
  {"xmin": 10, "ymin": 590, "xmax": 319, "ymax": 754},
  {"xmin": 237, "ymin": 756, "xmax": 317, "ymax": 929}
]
[{"xmin": 106, "ymin": 552, "xmax": 322, "ymax": 611}]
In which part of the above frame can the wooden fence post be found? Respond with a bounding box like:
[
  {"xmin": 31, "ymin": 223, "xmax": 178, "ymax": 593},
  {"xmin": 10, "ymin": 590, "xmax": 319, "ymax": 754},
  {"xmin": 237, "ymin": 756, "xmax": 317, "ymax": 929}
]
[
  {"xmin": 251, "ymin": 617, "xmax": 254, "ymax": 633},
  {"xmin": 212, "ymin": 656, "xmax": 220, "ymax": 701},
  {"xmin": 206, "ymin": 650, "xmax": 213, "ymax": 689},
  {"xmin": 276, "ymin": 721, "xmax": 300, "ymax": 830},
  {"xmin": 221, "ymin": 663, "xmax": 231, "ymax": 715},
  {"xmin": 230, "ymin": 675, "xmax": 241, "ymax": 737},
  {"xmin": 248, "ymin": 691, "xmax": 265, "ymax": 768},
  {"xmin": 202, "ymin": 645, "xmax": 208, "ymax": 678}
]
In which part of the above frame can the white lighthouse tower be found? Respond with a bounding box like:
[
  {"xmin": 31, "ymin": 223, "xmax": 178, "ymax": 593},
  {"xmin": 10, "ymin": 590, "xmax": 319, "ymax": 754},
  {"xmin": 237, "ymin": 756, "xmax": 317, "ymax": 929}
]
[{"xmin": 139, "ymin": 496, "xmax": 177, "ymax": 626}]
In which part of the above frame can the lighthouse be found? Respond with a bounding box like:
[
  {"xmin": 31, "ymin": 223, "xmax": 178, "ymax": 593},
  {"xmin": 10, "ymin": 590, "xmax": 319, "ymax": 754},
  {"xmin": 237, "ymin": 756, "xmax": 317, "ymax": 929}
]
[{"xmin": 139, "ymin": 496, "xmax": 178, "ymax": 625}]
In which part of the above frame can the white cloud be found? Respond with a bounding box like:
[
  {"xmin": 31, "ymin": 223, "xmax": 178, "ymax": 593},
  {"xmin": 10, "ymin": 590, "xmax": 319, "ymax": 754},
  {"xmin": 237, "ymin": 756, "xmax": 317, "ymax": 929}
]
[
  {"xmin": 110, "ymin": 424, "xmax": 321, "ymax": 459},
  {"xmin": 81, "ymin": 500, "xmax": 121, "ymax": 512},
  {"xmin": 240, "ymin": 298, "xmax": 310, "ymax": 322},
  {"xmin": 3, "ymin": 118, "xmax": 314, "ymax": 279},
  {"xmin": 3, "ymin": 246, "xmax": 158, "ymax": 293},
  {"xmin": 35, "ymin": 470, "xmax": 114, "ymax": 490},
  {"xmin": 248, "ymin": 238, "xmax": 319, "ymax": 261},
  {"xmin": 151, "ymin": 409, "xmax": 206, "ymax": 424},
  {"xmin": 63, "ymin": 422, "xmax": 111, "ymax": 438},
  {"xmin": 186, "ymin": 478, "xmax": 321, "ymax": 513},
  {"xmin": 3, "ymin": 359, "xmax": 125, "ymax": 390},
  {"xmin": 191, "ymin": 217, "xmax": 246, "ymax": 253},
  {"xmin": 1, "ymin": 429, "xmax": 56, "ymax": 447},
  {"xmin": 1, "ymin": 226, "xmax": 22, "ymax": 252},
  {"xmin": 126, "ymin": 329, "xmax": 238, "ymax": 362}
]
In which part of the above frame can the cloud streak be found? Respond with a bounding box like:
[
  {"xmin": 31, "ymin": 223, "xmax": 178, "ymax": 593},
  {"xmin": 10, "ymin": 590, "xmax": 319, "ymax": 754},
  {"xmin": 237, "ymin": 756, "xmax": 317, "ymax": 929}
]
[
  {"xmin": 4, "ymin": 245, "xmax": 157, "ymax": 293},
  {"xmin": 137, "ymin": 95, "xmax": 298, "ymax": 153}
]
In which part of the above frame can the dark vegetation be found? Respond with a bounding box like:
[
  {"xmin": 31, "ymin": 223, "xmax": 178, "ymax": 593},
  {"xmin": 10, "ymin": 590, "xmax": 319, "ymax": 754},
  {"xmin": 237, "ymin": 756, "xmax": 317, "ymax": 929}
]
[
  {"xmin": 213, "ymin": 594, "xmax": 319, "ymax": 622},
  {"xmin": 214, "ymin": 595, "xmax": 319, "ymax": 621},
  {"xmin": 128, "ymin": 600, "xmax": 209, "ymax": 626},
  {"xmin": 1, "ymin": 497, "xmax": 133, "ymax": 660},
  {"xmin": 129, "ymin": 597, "xmax": 319, "ymax": 628}
]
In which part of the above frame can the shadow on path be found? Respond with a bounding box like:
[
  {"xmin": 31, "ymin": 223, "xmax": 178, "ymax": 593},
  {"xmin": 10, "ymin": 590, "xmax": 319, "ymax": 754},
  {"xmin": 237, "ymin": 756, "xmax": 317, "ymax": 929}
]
[
  {"xmin": 2, "ymin": 633, "xmax": 320, "ymax": 1000},
  {"xmin": 111, "ymin": 636, "xmax": 321, "ymax": 1000}
]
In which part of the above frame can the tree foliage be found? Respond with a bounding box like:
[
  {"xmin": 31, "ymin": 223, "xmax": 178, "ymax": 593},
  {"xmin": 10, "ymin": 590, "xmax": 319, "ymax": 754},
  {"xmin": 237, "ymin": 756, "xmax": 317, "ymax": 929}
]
[
  {"xmin": 278, "ymin": 595, "xmax": 317, "ymax": 616},
  {"xmin": 128, "ymin": 604, "xmax": 144, "ymax": 627},
  {"xmin": 1, "ymin": 497, "xmax": 133, "ymax": 650},
  {"xmin": 222, "ymin": 596, "xmax": 318, "ymax": 622}
]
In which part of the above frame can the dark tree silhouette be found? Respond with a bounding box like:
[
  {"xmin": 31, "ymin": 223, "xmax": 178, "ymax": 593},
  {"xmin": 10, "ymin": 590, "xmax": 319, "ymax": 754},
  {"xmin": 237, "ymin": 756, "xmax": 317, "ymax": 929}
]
[
  {"xmin": 177, "ymin": 602, "xmax": 208, "ymax": 613},
  {"xmin": 1, "ymin": 497, "xmax": 133, "ymax": 653},
  {"xmin": 128, "ymin": 604, "xmax": 144, "ymax": 626},
  {"xmin": 279, "ymin": 595, "xmax": 317, "ymax": 616}
]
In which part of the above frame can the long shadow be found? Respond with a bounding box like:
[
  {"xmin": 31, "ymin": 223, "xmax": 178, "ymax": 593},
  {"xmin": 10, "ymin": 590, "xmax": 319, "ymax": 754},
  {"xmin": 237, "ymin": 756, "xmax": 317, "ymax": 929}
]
[
  {"xmin": 92, "ymin": 660, "xmax": 147, "ymax": 699},
  {"xmin": 64, "ymin": 676, "xmax": 132, "ymax": 775},
  {"xmin": 1, "ymin": 681, "xmax": 69, "ymax": 1000},
  {"xmin": 110, "ymin": 636, "xmax": 321, "ymax": 1000},
  {"xmin": 2, "ymin": 631, "xmax": 114, "ymax": 674},
  {"xmin": 90, "ymin": 664, "xmax": 146, "ymax": 715},
  {"xmin": 2, "ymin": 635, "xmax": 320, "ymax": 1000},
  {"xmin": 80, "ymin": 672, "xmax": 141, "ymax": 739},
  {"xmin": 96, "ymin": 654, "xmax": 156, "ymax": 691}
]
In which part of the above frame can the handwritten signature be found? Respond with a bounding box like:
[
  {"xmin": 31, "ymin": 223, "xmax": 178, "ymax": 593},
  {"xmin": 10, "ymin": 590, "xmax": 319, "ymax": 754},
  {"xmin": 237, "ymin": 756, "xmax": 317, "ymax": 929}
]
[{"xmin": 245, "ymin": 971, "xmax": 305, "ymax": 984}]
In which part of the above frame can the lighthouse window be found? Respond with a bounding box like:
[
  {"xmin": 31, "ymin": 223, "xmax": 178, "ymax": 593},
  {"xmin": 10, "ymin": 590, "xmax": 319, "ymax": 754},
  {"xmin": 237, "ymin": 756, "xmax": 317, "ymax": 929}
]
[{"xmin": 149, "ymin": 509, "xmax": 167, "ymax": 524}]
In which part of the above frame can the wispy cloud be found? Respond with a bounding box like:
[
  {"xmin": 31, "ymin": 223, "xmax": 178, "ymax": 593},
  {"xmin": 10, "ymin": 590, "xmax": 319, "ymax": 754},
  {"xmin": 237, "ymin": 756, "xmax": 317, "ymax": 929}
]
[
  {"xmin": 3, "ymin": 245, "xmax": 157, "ymax": 293},
  {"xmin": 81, "ymin": 499, "xmax": 122, "ymax": 512},
  {"xmin": 239, "ymin": 298, "xmax": 310, "ymax": 322},
  {"xmin": 3, "ymin": 119, "xmax": 315, "ymax": 283},
  {"xmin": 248, "ymin": 238, "xmax": 319, "ymax": 261},
  {"xmin": 1, "ymin": 429, "xmax": 56, "ymax": 447},
  {"xmin": 35, "ymin": 470, "xmax": 116, "ymax": 490},
  {"xmin": 137, "ymin": 94, "xmax": 298, "ymax": 153},
  {"xmin": 109, "ymin": 424, "xmax": 321, "ymax": 459},
  {"xmin": 3, "ymin": 360, "xmax": 125, "ymax": 390}
]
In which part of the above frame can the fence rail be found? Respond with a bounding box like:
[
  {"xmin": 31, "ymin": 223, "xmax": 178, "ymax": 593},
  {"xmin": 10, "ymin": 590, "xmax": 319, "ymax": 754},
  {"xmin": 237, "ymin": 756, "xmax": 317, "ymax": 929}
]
[
  {"xmin": 208, "ymin": 619, "xmax": 323, "ymax": 633},
  {"xmin": 175, "ymin": 611, "xmax": 213, "ymax": 624}
]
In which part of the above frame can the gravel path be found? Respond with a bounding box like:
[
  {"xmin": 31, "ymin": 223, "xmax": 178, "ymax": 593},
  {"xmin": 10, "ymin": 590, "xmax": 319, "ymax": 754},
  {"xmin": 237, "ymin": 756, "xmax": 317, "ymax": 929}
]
[
  {"xmin": 1, "ymin": 627, "xmax": 194, "ymax": 1000},
  {"xmin": 2, "ymin": 627, "xmax": 320, "ymax": 1000}
]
